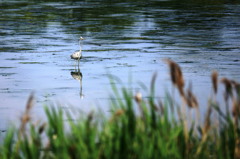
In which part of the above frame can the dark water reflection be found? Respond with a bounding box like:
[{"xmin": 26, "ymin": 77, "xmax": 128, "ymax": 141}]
[
  {"xmin": 71, "ymin": 68, "xmax": 83, "ymax": 99},
  {"xmin": 0, "ymin": 0, "xmax": 240, "ymax": 129}
]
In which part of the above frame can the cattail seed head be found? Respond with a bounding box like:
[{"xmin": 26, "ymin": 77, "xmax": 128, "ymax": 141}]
[
  {"xmin": 186, "ymin": 83, "xmax": 198, "ymax": 108},
  {"xmin": 135, "ymin": 92, "xmax": 142, "ymax": 103},
  {"xmin": 110, "ymin": 109, "xmax": 125, "ymax": 122},
  {"xmin": 232, "ymin": 98, "xmax": 240, "ymax": 120},
  {"xmin": 211, "ymin": 71, "xmax": 218, "ymax": 94},
  {"xmin": 164, "ymin": 59, "xmax": 185, "ymax": 97},
  {"xmin": 26, "ymin": 93, "xmax": 34, "ymax": 113},
  {"xmin": 38, "ymin": 123, "xmax": 46, "ymax": 134},
  {"xmin": 231, "ymin": 80, "xmax": 240, "ymax": 97},
  {"xmin": 114, "ymin": 109, "xmax": 125, "ymax": 117},
  {"xmin": 21, "ymin": 115, "xmax": 30, "ymax": 124},
  {"xmin": 221, "ymin": 78, "xmax": 233, "ymax": 101}
]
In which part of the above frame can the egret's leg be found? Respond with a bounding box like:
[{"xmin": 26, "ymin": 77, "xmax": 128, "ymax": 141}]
[
  {"xmin": 74, "ymin": 60, "xmax": 77, "ymax": 71},
  {"xmin": 77, "ymin": 58, "xmax": 80, "ymax": 71}
]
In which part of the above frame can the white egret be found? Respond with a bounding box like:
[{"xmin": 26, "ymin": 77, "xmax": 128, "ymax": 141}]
[{"xmin": 71, "ymin": 36, "xmax": 84, "ymax": 67}]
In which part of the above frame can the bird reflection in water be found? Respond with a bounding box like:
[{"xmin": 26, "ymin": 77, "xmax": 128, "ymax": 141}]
[
  {"xmin": 70, "ymin": 36, "xmax": 84, "ymax": 99},
  {"xmin": 71, "ymin": 68, "xmax": 84, "ymax": 99}
]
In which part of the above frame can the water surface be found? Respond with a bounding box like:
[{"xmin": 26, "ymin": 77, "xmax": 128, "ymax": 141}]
[{"xmin": 0, "ymin": 0, "xmax": 240, "ymax": 130}]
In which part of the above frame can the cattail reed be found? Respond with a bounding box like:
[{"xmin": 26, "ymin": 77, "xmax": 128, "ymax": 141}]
[
  {"xmin": 211, "ymin": 71, "xmax": 218, "ymax": 95},
  {"xmin": 110, "ymin": 109, "xmax": 125, "ymax": 122},
  {"xmin": 235, "ymin": 138, "xmax": 240, "ymax": 159},
  {"xmin": 38, "ymin": 123, "xmax": 46, "ymax": 135},
  {"xmin": 26, "ymin": 93, "xmax": 34, "ymax": 113},
  {"xmin": 186, "ymin": 84, "xmax": 200, "ymax": 130},
  {"xmin": 197, "ymin": 105, "xmax": 212, "ymax": 155},
  {"xmin": 232, "ymin": 80, "xmax": 240, "ymax": 98},
  {"xmin": 203, "ymin": 106, "xmax": 212, "ymax": 136},
  {"xmin": 19, "ymin": 93, "xmax": 34, "ymax": 135},
  {"xmin": 164, "ymin": 59, "xmax": 185, "ymax": 97},
  {"xmin": 221, "ymin": 78, "xmax": 233, "ymax": 115},
  {"xmin": 232, "ymin": 98, "xmax": 240, "ymax": 137},
  {"xmin": 114, "ymin": 109, "xmax": 125, "ymax": 117},
  {"xmin": 164, "ymin": 59, "xmax": 191, "ymax": 149},
  {"xmin": 135, "ymin": 91, "xmax": 145, "ymax": 119},
  {"xmin": 232, "ymin": 99, "xmax": 239, "ymax": 119},
  {"xmin": 221, "ymin": 78, "xmax": 233, "ymax": 101},
  {"xmin": 186, "ymin": 83, "xmax": 198, "ymax": 108},
  {"xmin": 135, "ymin": 92, "xmax": 142, "ymax": 104}
]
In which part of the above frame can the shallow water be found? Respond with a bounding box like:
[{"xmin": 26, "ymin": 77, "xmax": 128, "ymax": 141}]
[{"xmin": 0, "ymin": 0, "xmax": 240, "ymax": 130}]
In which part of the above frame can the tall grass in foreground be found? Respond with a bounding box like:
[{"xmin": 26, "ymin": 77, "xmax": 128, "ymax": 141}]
[{"xmin": 0, "ymin": 59, "xmax": 240, "ymax": 159}]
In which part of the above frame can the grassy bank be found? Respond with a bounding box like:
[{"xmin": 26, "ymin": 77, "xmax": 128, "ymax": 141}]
[{"xmin": 0, "ymin": 59, "xmax": 240, "ymax": 159}]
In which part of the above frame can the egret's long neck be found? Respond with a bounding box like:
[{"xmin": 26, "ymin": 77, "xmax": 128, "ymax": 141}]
[{"xmin": 79, "ymin": 40, "xmax": 82, "ymax": 51}]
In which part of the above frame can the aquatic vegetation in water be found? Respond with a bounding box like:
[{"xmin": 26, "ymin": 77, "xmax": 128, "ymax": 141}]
[
  {"xmin": 0, "ymin": 60, "xmax": 240, "ymax": 159},
  {"xmin": 0, "ymin": 73, "xmax": 16, "ymax": 76}
]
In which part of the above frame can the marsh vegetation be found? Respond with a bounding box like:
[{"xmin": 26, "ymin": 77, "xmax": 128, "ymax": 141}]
[{"xmin": 1, "ymin": 60, "xmax": 240, "ymax": 159}]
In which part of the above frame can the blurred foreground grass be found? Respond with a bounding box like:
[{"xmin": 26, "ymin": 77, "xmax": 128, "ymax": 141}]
[{"xmin": 0, "ymin": 59, "xmax": 240, "ymax": 159}]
